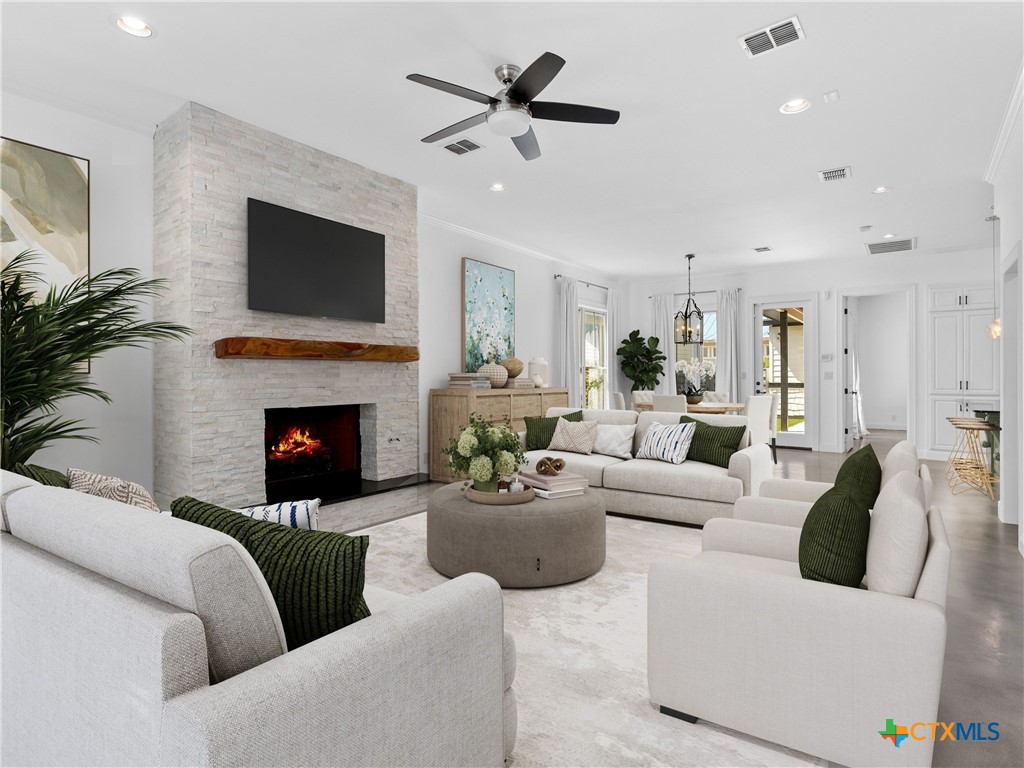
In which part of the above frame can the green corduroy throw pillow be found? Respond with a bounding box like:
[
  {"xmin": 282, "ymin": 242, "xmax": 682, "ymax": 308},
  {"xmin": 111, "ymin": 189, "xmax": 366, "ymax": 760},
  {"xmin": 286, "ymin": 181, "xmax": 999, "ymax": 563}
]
[
  {"xmin": 678, "ymin": 416, "xmax": 747, "ymax": 468},
  {"xmin": 798, "ymin": 486, "xmax": 871, "ymax": 587},
  {"xmin": 13, "ymin": 463, "xmax": 70, "ymax": 488},
  {"xmin": 171, "ymin": 496, "xmax": 370, "ymax": 649},
  {"xmin": 524, "ymin": 410, "xmax": 583, "ymax": 451},
  {"xmin": 834, "ymin": 444, "xmax": 883, "ymax": 507}
]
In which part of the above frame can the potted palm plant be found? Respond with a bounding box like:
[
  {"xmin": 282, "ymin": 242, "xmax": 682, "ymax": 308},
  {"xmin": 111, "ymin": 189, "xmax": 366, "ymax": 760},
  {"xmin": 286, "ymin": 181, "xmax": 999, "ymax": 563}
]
[{"xmin": 1, "ymin": 251, "xmax": 191, "ymax": 470}]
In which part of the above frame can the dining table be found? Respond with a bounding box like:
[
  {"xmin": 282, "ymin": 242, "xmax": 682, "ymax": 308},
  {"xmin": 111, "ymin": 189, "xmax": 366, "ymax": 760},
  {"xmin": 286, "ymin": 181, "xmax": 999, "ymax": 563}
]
[{"xmin": 633, "ymin": 401, "xmax": 746, "ymax": 414}]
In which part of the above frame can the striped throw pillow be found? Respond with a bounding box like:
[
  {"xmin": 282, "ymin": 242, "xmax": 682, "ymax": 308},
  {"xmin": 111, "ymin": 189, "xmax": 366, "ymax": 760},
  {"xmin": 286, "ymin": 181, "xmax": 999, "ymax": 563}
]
[
  {"xmin": 236, "ymin": 499, "xmax": 320, "ymax": 530},
  {"xmin": 548, "ymin": 418, "xmax": 599, "ymax": 455},
  {"xmin": 171, "ymin": 496, "xmax": 370, "ymax": 650},
  {"xmin": 636, "ymin": 422, "xmax": 696, "ymax": 464}
]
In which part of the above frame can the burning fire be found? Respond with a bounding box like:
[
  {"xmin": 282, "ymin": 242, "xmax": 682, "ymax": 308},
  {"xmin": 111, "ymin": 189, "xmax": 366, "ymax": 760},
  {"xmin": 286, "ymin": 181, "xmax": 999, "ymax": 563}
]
[{"xmin": 269, "ymin": 426, "xmax": 324, "ymax": 460}]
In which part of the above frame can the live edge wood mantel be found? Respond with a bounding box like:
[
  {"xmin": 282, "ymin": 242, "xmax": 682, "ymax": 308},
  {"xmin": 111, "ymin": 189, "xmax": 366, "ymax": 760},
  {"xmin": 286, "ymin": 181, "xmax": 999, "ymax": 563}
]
[{"xmin": 213, "ymin": 337, "xmax": 419, "ymax": 362}]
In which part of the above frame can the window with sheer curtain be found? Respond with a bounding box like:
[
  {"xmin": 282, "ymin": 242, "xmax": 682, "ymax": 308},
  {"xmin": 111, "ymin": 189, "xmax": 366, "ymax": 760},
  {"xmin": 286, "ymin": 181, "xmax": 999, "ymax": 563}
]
[{"xmin": 674, "ymin": 311, "xmax": 717, "ymax": 394}]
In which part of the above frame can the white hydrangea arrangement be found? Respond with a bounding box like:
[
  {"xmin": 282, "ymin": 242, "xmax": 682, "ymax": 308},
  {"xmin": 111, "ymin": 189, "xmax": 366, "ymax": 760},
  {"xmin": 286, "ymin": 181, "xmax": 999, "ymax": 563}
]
[{"xmin": 443, "ymin": 414, "xmax": 527, "ymax": 491}]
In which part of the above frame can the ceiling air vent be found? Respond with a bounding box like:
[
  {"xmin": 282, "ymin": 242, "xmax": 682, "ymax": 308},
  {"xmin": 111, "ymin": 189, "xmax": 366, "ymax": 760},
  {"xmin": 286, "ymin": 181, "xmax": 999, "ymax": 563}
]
[
  {"xmin": 443, "ymin": 138, "xmax": 483, "ymax": 156},
  {"xmin": 865, "ymin": 237, "xmax": 917, "ymax": 255},
  {"xmin": 739, "ymin": 16, "xmax": 805, "ymax": 58},
  {"xmin": 818, "ymin": 166, "xmax": 851, "ymax": 183},
  {"xmin": 753, "ymin": 246, "xmax": 773, "ymax": 253}
]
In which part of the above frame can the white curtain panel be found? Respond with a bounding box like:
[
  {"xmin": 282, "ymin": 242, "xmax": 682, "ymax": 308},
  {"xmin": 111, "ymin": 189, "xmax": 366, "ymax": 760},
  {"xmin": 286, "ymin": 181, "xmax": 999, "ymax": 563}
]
[
  {"xmin": 716, "ymin": 289, "xmax": 741, "ymax": 401},
  {"xmin": 651, "ymin": 294, "xmax": 677, "ymax": 396},
  {"xmin": 556, "ymin": 277, "xmax": 582, "ymax": 407},
  {"xmin": 606, "ymin": 288, "xmax": 628, "ymax": 401}
]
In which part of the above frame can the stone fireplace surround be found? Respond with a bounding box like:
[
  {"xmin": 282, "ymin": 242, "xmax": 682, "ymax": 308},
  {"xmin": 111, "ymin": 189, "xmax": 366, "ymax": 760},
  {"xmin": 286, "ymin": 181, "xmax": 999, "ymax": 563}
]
[{"xmin": 153, "ymin": 103, "xmax": 419, "ymax": 508}]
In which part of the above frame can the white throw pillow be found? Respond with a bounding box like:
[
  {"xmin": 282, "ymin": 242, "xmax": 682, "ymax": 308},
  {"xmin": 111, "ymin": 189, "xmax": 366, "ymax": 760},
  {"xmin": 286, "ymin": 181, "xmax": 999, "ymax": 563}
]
[
  {"xmin": 592, "ymin": 423, "xmax": 636, "ymax": 460},
  {"xmin": 864, "ymin": 471, "xmax": 928, "ymax": 596},
  {"xmin": 548, "ymin": 418, "xmax": 599, "ymax": 455},
  {"xmin": 635, "ymin": 422, "xmax": 696, "ymax": 465},
  {"xmin": 236, "ymin": 499, "xmax": 321, "ymax": 530}
]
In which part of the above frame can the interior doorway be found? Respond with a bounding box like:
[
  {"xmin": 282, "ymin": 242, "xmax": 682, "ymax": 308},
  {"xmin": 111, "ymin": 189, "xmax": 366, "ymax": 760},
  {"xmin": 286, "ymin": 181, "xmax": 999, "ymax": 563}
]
[{"xmin": 841, "ymin": 288, "xmax": 915, "ymax": 454}]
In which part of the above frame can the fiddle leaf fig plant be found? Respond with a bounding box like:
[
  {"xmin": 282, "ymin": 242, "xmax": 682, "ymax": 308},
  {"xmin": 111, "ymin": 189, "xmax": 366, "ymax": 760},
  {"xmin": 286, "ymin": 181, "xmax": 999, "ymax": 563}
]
[
  {"xmin": 616, "ymin": 330, "xmax": 667, "ymax": 392},
  {"xmin": 1, "ymin": 251, "xmax": 191, "ymax": 470}
]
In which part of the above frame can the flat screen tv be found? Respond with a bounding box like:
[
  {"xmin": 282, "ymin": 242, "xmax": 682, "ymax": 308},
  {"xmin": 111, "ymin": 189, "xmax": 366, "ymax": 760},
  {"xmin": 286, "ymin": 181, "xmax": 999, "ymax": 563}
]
[{"xmin": 247, "ymin": 198, "xmax": 385, "ymax": 323}]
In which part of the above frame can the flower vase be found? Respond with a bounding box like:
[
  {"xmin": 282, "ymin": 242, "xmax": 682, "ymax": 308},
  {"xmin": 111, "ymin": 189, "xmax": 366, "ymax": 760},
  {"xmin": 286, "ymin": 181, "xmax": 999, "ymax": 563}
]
[{"xmin": 473, "ymin": 478, "xmax": 500, "ymax": 493}]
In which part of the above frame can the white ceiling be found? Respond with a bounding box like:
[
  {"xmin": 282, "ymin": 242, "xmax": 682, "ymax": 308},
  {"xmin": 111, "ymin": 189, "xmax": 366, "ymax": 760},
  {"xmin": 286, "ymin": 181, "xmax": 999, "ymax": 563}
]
[{"xmin": 3, "ymin": 2, "xmax": 1021, "ymax": 278}]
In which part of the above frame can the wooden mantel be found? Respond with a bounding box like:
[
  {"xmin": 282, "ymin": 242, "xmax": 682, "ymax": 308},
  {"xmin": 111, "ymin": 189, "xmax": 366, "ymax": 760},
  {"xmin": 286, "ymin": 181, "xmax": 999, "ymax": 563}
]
[{"xmin": 214, "ymin": 337, "xmax": 419, "ymax": 362}]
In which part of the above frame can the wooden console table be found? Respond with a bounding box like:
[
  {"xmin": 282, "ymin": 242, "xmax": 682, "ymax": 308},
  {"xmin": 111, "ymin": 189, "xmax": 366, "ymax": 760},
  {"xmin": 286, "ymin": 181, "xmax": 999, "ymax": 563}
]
[{"xmin": 429, "ymin": 387, "xmax": 569, "ymax": 482}]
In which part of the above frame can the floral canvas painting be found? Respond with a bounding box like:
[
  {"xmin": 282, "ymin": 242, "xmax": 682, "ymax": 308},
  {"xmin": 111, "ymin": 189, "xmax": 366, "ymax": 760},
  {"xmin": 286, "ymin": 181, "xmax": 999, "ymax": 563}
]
[
  {"xmin": 463, "ymin": 257, "xmax": 515, "ymax": 372},
  {"xmin": 1, "ymin": 137, "xmax": 89, "ymax": 299}
]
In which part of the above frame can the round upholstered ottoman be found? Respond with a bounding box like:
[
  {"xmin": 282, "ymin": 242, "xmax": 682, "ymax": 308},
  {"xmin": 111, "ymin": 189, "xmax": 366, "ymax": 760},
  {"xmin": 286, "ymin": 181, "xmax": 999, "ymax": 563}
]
[{"xmin": 427, "ymin": 483, "xmax": 606, "ymax": 588}]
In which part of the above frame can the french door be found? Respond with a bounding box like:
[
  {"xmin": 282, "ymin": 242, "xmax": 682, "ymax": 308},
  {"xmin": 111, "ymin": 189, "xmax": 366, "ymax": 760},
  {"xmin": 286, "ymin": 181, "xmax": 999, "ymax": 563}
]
[{"xmin": 753, "ymin": 300, "xmax": 815, "ymax": 449}]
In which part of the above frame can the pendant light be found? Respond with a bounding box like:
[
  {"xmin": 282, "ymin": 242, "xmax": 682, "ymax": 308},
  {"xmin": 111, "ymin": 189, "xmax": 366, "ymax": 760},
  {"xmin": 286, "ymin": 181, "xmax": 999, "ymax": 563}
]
[
  {"xmin": 986, "ymin": 214, "xmax": 1001, "ymax": 340},
  {"xmin": 674, "ymin": 253, "xmax": 703, "ymax": 345}
]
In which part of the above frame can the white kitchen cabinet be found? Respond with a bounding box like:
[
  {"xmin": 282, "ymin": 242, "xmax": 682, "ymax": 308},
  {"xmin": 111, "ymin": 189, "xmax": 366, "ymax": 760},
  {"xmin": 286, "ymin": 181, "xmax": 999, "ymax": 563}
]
[{"xmin": 927, "ymin": 287, "xmax": 1000, "ymax": 452}]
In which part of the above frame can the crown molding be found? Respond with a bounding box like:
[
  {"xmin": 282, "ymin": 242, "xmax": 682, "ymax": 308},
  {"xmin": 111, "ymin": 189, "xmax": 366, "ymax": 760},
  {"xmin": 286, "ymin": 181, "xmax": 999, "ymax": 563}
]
[
  {"xmin": 418, "ymin": 213, "xmax": 617, "ymax": 285},
  {"xmin": 984, "ymin": 61, "xmax": 1023, "ymax": 184},
  {"xmin": 3, "ymin": 77, "xmax": 157, "ymax": 135}
]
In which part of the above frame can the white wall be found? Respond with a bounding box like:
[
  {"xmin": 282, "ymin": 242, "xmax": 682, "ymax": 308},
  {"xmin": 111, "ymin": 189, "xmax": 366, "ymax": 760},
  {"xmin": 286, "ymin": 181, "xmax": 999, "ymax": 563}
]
[
  {"xmin": 988, "ymin": 68, "xmax": 1022, "ymax": 534},
  {"xmin": 627, "ymin": 248, "xmax": 990, "ymax": 453},
  {"xmin": 2, "ymin": 93, "xmax": 156, "ymax": 488},
  {"xmin": 417, "ymin": 218, "xmax": 624, "ymax": 470},
  {"xmin": 856, "ymin": 293, "xmax": 909, "ymax": 429}
]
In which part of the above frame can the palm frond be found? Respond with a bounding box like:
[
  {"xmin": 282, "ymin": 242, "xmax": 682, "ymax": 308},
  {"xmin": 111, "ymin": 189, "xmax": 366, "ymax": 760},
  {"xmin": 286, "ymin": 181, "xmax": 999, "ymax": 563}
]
[{"xmin": 1, "ymin": 250, "xmax": 191, "ymax": 470}]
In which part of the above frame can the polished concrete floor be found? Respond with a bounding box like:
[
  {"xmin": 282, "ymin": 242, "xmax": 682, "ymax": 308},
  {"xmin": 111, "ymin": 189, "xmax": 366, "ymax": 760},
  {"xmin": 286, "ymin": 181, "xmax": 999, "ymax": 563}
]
[
  {"xmin": 775, "ymin": 431, "xmax": 1023, "ymax": 768},
  {"xmin": 325, "ymin": 432, "xmax": 1023, "ymax": 767}
]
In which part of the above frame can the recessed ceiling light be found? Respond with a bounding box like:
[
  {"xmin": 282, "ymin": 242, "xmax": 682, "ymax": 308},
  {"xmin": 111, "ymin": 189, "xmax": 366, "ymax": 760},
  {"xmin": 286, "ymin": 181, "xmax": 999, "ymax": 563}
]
[
  {"xmin": 115, "ymin": 16, "xmax": 153, "ymax": 37},
  {"xmin": 489, "ymin": 183, "xmax": 507, "ymax": 192},
  {"xmin": 779, "ymin": 98, "xmax": 812, "ymax": 114},
  {"xmin": 872, "ymin": 186, "xmax": 891, "ymax": 194},
  {"xmin": 882, "ymin": 233, "xmax": 897, "ymax": 239}
]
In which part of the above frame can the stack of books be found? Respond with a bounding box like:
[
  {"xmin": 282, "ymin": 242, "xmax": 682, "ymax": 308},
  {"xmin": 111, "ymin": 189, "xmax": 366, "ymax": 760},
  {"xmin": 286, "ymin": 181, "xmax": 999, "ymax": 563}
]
[
  {"xmin": 448, "ymin": 373, "xmax": 491, "ymax": 388},
  {"xmin": 518, "ymin": 469, "xmax": 588, "ymax": 499},
  {"xmin": 505, "ymin": 378, "xmax": 535, "ymax": 389}
]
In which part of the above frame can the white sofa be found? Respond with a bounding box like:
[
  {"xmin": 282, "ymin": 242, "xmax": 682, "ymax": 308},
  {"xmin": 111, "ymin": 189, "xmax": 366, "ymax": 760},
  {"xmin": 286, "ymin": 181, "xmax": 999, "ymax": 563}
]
[
  {"xmin": 735, "ymin": 440, "xmax": 931, "ymax": 528},
  {"xmin": 524, "ymin": 408, "xmax": 772, "ymax": 526},
  {"xmin": 648, "ymin": 471, "xmax": 951, "ymax": 767},
  {"xmin": 1, "ymin": 470, "xmax": 516, "ymax": 767}
]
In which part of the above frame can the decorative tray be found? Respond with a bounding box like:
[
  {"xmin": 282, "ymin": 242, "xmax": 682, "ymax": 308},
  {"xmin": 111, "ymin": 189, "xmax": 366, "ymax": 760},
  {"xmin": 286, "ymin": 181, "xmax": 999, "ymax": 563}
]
[{"xmin": 465, "ymin": 486, "xmax": 536, "ymax": 505}]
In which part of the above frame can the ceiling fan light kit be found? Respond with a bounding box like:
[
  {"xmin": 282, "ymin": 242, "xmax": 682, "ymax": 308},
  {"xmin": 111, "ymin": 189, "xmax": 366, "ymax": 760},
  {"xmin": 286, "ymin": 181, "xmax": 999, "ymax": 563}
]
[{"xmin": 407, "ymin": 51, "xmax": 620, "ymax": 160}]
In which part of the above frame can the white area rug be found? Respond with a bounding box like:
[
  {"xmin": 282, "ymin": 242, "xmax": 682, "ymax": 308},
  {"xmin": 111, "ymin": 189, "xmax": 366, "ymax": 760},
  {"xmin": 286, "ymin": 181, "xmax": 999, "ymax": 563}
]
[{"xmin": 355, "ymin": 512, "xmax": 824, "ymax": 768}]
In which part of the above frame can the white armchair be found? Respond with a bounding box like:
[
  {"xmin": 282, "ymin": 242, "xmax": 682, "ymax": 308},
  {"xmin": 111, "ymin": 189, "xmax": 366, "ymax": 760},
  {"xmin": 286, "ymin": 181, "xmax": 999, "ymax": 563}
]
[
  {"xmin": 648, "ymin": 473, "xmax": 950, "ymax": 768},
  {"xmin": 736, "ymin": 441, "xmax": 928, "ymax": 528}
]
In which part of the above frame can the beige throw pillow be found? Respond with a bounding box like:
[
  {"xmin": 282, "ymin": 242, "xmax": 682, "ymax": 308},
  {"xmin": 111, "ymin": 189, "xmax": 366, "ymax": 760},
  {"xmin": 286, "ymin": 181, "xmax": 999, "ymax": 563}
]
[
  {"xmin": 548, "ymin": 418, "xmax": 599, "ymax": 455},
  {"xmin": 67, "ymin": 468, "xmax": 160, "ymax": 512}
]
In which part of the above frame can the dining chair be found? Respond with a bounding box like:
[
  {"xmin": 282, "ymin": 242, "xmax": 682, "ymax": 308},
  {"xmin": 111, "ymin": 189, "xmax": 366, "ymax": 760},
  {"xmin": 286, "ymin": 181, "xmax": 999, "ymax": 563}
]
[
  {"xmin": 612, "ymin": 392, "xmax": 626, "ymax": 410},
  {"xmin": 652, "ymin": 394, "xmax": 688, "ymax": 413},
  {"xmin": 768, "ymin": 393, "xmax": 780, "ymax": 463},
  {"xmin": 743, "ymin": 394, "xmax": 774, "ymax": 456}
]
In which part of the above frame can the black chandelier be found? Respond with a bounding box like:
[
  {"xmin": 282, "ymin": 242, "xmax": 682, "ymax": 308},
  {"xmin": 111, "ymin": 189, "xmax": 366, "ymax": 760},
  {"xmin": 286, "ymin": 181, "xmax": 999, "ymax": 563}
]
[{"xmin": 674, "ymin": 253, "xmax": 703, "ymax": 345}]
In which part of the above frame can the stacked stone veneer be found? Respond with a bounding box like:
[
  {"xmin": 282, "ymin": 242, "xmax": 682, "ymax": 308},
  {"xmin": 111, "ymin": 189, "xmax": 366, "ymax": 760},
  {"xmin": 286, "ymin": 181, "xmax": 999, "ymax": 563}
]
[{"xmin": 153, "ymin": 103, "xmax": 418, "ymax": 507}]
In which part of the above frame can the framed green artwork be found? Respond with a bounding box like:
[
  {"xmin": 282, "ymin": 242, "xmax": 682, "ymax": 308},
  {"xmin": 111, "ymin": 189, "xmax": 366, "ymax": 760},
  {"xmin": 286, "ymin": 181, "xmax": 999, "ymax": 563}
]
[
  {"xmin": 1, "ymin": 137, "xmax": 90, "ymax": 298},
  {"xmin": 463, "ymin": 257, "xmax": 515, "ymax": 372}
]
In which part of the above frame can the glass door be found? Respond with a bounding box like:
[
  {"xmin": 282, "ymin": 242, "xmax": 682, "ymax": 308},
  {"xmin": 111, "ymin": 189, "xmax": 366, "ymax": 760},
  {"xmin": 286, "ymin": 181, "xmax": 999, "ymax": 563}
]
[
  {"xmin": 755, "ymin": 302, "xmax": 813, "ymax": 449},
  {"xmin": 581, "ymin": 309, "xmax": 607, "ymax": 409}
]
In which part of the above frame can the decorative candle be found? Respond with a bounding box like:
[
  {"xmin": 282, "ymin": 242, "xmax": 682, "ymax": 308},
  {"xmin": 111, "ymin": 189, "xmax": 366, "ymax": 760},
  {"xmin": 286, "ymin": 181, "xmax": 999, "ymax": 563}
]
[{"xmin": 509, "ymin": 475, "xmax": 525, "ymax": 494}]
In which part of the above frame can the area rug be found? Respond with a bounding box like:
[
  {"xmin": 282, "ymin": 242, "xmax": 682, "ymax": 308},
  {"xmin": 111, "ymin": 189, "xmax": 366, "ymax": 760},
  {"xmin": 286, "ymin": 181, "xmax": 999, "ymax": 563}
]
[{"xmin": 354, "ymin": 512, "xmax": 824, "ymax": 768}]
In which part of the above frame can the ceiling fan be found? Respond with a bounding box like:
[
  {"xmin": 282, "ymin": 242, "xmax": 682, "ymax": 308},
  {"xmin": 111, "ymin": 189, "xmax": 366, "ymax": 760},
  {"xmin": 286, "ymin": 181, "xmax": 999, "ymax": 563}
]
[{"xmin": 407, "ymin": 52, "xmax": 620, "ymax": 161}]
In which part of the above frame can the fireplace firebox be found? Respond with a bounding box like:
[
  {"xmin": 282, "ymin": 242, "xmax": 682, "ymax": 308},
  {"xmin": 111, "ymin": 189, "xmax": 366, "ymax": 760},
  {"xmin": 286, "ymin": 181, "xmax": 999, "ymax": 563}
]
[{"xmin": 264, "ymin": 405, "xmax": 360, "ymax": 504}]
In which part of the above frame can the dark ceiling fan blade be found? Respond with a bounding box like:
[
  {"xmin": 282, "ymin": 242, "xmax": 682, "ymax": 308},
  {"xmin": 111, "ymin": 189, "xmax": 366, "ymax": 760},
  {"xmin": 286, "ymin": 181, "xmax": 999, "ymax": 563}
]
[
  {"xmin": 511, "ymin": 127, "xmax": 541, "ymax": 161},
  {"xmin": 530, "ymin": 101, "xmax": 620, "ymax": 124},
  {"xmin": 420, "ymin": 112, "xmax": 487, "ymax": 143},
  {"xmin": 507, "ymin": 52, "xmax": 565, "ymax": 103},
  {"xmin": 406, "ymin": 74, "xmax": 498, "ymax": 105}
]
